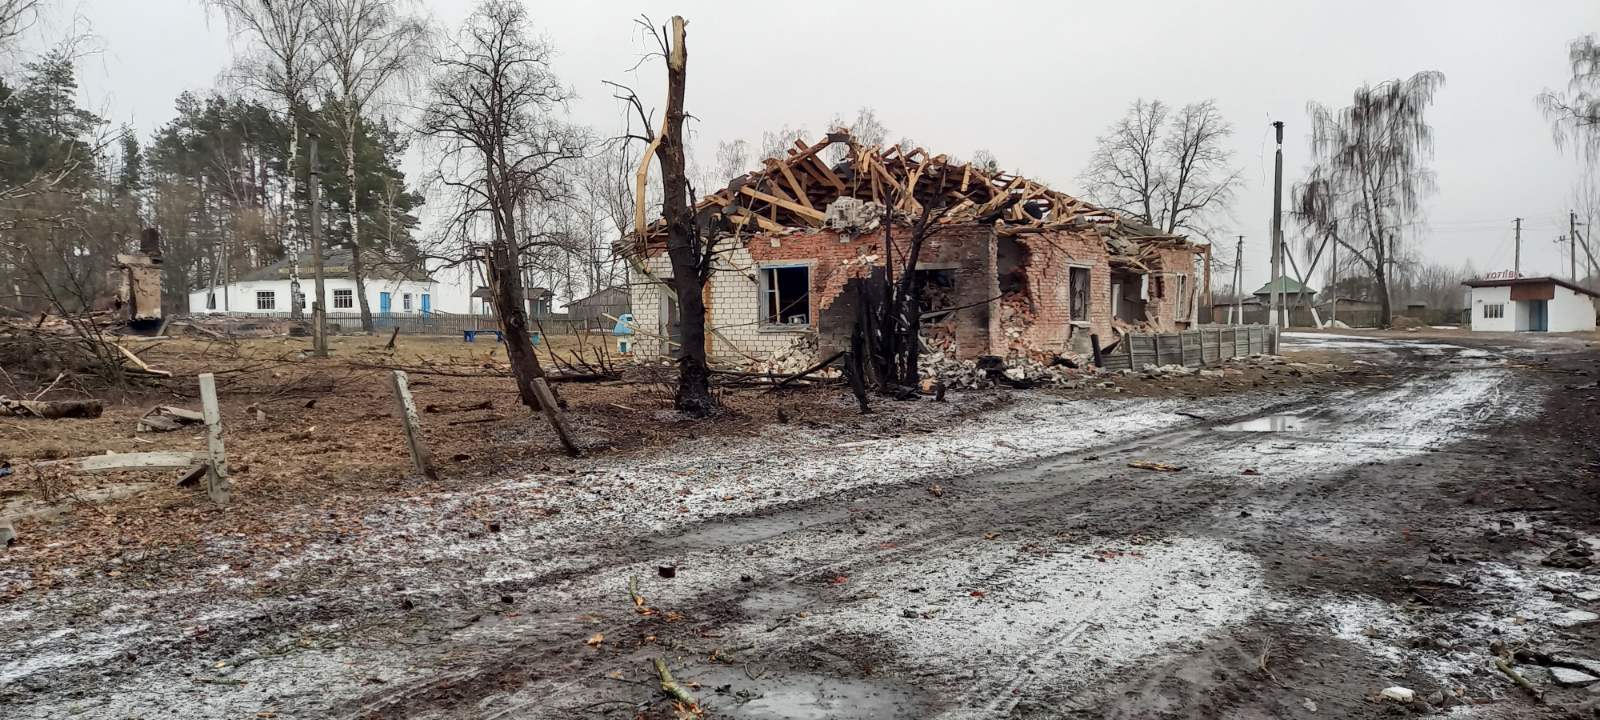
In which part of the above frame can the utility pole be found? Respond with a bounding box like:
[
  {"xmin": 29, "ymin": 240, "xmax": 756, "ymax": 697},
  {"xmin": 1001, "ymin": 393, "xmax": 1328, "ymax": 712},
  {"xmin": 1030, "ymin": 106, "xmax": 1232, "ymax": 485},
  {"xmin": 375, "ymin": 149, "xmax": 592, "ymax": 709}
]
[
  {"xmin": 1513, "ymin": 217, "xmax": 1522, "ymax": 277},
  {"xmin": 308, "ymin": 130, "xmax": 328, "ymax": 357},
  {"xmin": 1270, "ymin": 120, "xmax": 1284, "ymax": 328},
  {"xmin": 1234, "ymin": 235, "xmax": 1244, "ymax": 325},
  {"xmin": 1572, "ymin": 210, "xmax": 1580, "ymax": 281}
]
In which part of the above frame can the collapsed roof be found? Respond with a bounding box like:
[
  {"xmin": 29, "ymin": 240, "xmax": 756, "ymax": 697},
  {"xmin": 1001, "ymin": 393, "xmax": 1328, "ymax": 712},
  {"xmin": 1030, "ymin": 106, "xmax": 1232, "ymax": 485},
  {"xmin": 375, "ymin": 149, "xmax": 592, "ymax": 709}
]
[{"xmin": 629, "ymin": 130, "xmax": 1201, "ymax": 271}]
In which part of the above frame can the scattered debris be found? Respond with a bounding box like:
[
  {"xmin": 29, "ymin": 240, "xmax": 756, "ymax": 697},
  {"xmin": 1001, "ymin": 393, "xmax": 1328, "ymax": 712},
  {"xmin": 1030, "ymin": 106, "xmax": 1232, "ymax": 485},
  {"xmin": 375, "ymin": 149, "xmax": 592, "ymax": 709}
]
[
  {"xmin": 176, "ymin": 463, "xmax": 210, "ymax": 488},
  {"xmin": 1378, "ymin": 686, "xmax": 1415, "ymax": 703},
  {"xmin": 1128, "ymin": 460, "xmax": 1183, "ymax": 472},
  {"xmin": 136, "ymin": 405, "xmax": 205, "ymax": 432}
]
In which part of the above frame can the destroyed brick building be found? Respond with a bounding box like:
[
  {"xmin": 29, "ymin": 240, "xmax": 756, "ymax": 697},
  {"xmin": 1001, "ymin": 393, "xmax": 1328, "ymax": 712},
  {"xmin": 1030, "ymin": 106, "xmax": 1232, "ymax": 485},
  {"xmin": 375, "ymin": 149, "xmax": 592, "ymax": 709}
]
[{"xmin": 623, "ymin": 132, "xmax": 1211, "ymax": 365}]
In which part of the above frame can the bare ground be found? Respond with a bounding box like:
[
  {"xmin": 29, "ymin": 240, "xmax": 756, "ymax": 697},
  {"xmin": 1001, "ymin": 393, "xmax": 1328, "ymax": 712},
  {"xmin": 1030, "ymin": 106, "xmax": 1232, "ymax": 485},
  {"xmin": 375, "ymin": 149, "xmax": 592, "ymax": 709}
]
[{"xmin": 3, "ymin": 331, "xmax": 1598, "ymax": 718}]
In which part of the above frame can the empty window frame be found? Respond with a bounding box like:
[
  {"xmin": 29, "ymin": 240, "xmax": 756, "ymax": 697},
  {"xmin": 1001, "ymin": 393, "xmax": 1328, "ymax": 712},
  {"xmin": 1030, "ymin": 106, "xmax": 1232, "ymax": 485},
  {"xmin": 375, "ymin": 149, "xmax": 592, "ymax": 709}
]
[
  {"xmin": 1483, "ymin": 303, "xmax": 1504, "ymax": 319},
  {"xmin": 255, "ymin": 290, "xmax": 275, "ymax": 310},
  {"xmin": 205, "ymin": 292, "xmax": 216, "ymax": 310},
  {"xmin": 760, "ymin": 265, "xmax": 811, "ymax": 326},
  {"xmin": 916, "ymin": 268, "xmax": 958, "ymax": 325},
  {"xmin": 1068, "ymin": 266, "xmax": 1091, "ymax": 322},
  {"xmin": 333, "ymin": 288, "xmax": 353, "ymax": 309}
]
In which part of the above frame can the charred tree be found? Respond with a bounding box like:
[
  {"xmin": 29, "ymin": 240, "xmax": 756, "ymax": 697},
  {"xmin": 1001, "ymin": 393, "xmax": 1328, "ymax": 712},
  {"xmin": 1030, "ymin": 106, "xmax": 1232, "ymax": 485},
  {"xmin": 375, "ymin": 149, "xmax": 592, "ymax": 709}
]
[{"xmin": 655, "ymin": 17, "xmax": 715, "ymax": 417}]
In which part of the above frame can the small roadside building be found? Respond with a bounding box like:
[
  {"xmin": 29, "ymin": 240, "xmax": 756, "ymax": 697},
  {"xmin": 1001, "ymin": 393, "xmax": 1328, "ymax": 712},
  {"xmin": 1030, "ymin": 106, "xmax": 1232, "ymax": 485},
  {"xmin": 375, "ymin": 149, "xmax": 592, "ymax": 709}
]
[
  {"xmin": 186, "ymin": 250, "xmax": 438, "ymax": 316},
  {"xmin": 1462, "ymin": 276, "xmax": 1598, "ymax": 332}
]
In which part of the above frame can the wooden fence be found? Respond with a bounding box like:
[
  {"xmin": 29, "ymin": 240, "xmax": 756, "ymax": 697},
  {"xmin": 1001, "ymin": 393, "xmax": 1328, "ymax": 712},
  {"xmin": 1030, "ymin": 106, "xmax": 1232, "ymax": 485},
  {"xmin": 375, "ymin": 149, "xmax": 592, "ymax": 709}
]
[{"xmin": 1096, "ymin": 325, "xmax": 1277, "ymax": 371}]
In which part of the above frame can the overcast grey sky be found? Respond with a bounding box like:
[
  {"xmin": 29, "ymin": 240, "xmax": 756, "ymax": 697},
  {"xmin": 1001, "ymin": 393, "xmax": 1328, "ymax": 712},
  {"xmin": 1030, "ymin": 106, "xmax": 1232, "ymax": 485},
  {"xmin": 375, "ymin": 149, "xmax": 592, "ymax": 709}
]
[{"xmin": 38, "ymin": 0, "xmax": 1600, "ymax": 288}]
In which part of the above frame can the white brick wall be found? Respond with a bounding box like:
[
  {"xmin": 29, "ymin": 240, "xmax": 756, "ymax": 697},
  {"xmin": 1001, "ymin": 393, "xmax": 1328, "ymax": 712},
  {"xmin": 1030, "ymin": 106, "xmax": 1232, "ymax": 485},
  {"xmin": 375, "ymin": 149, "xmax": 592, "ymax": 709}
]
[{"xmin": 627, "ymin": 244, "xmax": 814, "ymax": 361}]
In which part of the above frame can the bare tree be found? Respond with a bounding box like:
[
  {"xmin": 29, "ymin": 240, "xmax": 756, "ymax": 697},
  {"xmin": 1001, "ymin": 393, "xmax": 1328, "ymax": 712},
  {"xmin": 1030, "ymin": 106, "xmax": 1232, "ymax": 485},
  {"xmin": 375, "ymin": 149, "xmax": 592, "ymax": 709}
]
[
  {"xmin": 1293, "ymin": 71, "xmax": 1446, "ymax": 328},
  {"xmin": 822, "ymin": 107, "xmax": 887, "ymax": 163},
  {"xmin": 1537, "ymin": 34, "xmax": 1600, "ymax": 161},
  {"xmin": 611, "ymin": 15, "xmax": 716, "ymax": 416},
  {"xmin": 0, "ymin": 0, "xmax": 39, "ymax": 53},
  {"xmin": 420, "ymin": 0, "xmax": 585, "ymax": 421},
  {"xmin": 760, "ymin": 124, "xmax": 807, "ymax": 162},
  {"xmin": 1538, "ymin": 34, "xmax": 1600, "ymax": 286},
  {"xmin": 1083, "ymin": 99, "xmax": 1167, "ymax": 227},
  {"xmin": 312, "ymin": 0, "xmax": 426, "ymax": 332},
  {"xmin": 711, "ymin": 139, "xmax": 750, "ymax": 184},
  {"xmin": 1082, "ymin": 99, "xmax": 1240, "ymax": 243}
]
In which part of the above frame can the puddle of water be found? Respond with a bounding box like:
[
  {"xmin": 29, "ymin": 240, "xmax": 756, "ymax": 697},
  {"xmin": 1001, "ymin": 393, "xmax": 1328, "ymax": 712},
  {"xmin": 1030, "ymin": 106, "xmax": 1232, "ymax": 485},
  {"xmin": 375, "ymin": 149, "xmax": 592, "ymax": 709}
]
[
  {"xmin": 699, "ymin": 670, "xmax": 927, "ymax": 720},
  {"xmin": 1218, "ymin": 414, "xmax": 1317, "ymax": 432}
]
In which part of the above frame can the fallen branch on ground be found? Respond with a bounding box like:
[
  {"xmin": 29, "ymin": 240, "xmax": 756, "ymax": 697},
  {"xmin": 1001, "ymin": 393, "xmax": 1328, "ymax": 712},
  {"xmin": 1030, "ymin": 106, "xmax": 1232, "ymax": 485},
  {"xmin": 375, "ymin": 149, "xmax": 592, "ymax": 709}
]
[
  {"xmin": 0, "ymin": 396, "xmax": 103, "ymax": 419},
  {"xmin": 652, "ymin": 657, "xmax": 700, "ymax": 712},
  {"xmin": 1495, "ymin": 658, "xmax": 1543, "ymax": 702}
]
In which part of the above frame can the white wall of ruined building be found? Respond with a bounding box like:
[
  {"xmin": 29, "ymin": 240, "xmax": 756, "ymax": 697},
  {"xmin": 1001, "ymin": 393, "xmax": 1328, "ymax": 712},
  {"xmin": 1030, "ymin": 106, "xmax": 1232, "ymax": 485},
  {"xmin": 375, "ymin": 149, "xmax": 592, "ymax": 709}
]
[{"xmin": 625, "ymin": 244, "xmax": 814, "ymax": 362}]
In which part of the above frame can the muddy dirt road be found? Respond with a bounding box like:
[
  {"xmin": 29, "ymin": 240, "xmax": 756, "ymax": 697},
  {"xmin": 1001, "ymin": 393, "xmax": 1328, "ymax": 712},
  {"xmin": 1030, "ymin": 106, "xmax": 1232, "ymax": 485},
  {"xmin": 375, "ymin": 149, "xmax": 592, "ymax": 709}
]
[{"xmin": 5, "ymin": 332, "xmax": 1599, "ymax": 719}]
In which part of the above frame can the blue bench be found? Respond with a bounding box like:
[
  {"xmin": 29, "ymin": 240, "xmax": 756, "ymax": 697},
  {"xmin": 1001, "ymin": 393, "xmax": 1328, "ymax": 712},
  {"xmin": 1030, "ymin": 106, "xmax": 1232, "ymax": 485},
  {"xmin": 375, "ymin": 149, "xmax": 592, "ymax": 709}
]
[{"xmin": 463, "ymin": 330, "xmax": 541, "ymax": 345}]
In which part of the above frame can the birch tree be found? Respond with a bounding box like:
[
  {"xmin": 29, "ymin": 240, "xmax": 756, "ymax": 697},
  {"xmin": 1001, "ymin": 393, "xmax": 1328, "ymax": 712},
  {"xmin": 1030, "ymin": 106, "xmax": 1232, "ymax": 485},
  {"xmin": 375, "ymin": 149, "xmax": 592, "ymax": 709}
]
[
  {"xmin": 205, "ymin": 0, "xmax": 321, "ymax": 293},
  {"xmin": 312, "ymin": 0, "xmax": 425, "ymax": 331},
  {"xmin": 1293, "ymin": 71, "xmax": 1446, "ymax": 328}
]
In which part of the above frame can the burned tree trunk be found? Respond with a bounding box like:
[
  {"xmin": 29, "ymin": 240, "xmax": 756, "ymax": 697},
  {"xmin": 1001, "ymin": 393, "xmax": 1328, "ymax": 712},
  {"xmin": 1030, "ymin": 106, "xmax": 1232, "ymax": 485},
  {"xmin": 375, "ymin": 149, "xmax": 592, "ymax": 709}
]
[
  {"xmin": 485, "ymin": 242, "xmax": 547, "ymax": 411},
  {"xmin": 654, "ymin": 16, "xmax": 716, "ymax": 417}
]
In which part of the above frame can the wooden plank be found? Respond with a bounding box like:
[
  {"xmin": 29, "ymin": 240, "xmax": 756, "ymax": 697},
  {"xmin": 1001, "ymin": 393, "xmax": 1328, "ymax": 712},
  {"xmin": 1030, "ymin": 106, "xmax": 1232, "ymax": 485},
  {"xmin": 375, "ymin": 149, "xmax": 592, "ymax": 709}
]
[
  {"xmin": 198, "ymin": 373, "xmax": 230, "ymax": 505},
  {"xmin": 112, "ymin": 342, "xmax": 172, "ymax": 377},
  {"xmin": 74, "ymin": 451, "xmax": 201, "ymax": 473},
  {"xmin": 727, "ymin": 207, "xmax": 785, "ymax": 233},
  {"xmin": 770, "ymin": 159, "xmax": 815, "ymax": 211},
  {"xmin": 390, "ymin": 371, "xmax": 439, "ymax": 481},
  {"xmin": 740, "ymin": 186, "xmax": 825, "ymax": 224}
]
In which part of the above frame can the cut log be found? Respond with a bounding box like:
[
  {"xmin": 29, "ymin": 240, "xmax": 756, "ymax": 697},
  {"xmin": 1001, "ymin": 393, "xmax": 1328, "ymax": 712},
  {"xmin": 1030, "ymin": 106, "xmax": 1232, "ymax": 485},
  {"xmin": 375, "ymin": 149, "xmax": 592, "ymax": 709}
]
[{"xmin": 0, "ymin": 397, "xmax": 104, "ymax": 419}]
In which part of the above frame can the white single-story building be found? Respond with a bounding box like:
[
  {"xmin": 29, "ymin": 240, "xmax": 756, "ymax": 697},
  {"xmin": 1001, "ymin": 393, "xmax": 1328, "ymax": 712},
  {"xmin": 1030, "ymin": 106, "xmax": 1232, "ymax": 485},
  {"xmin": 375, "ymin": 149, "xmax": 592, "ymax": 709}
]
[
  {"xmin": 1462, "ymin": 276, "xmax": 1599, "ymax": 333},
  {"xmin": 187, "ymin": 250, "xmax": 440, "ymax": 316}
]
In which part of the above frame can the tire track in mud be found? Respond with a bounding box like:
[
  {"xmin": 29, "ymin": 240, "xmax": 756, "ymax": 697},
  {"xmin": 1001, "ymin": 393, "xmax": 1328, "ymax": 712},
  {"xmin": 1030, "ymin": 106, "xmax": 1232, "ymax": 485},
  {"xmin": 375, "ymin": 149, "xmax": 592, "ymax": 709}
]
[{"xmin": 340, "ymin": 363, "xmax": 1531, "ymax": 719}]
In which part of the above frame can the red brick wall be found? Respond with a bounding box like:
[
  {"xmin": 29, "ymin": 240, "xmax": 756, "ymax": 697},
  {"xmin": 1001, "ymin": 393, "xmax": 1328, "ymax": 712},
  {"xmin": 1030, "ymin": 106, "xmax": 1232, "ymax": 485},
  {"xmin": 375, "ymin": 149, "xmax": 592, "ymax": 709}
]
[
  {"xmin": 1005, "ymin": 230, "xmax": 1113, "ymax": 357},
  {"xmin": 1142, "ymin": 246, "xmax": 1201, "ymax": 328},
  {"xmin": 747, "ymin": 224, "xmax": 997, "ymax": 358}
]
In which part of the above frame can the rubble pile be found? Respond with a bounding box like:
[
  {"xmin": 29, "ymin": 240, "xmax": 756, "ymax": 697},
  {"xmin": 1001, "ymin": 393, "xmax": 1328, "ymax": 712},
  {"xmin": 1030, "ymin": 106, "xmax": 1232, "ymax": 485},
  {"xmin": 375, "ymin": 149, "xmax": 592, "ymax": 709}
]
[
  {"xmin": 822, "ymin": 197, "xmax": 884, "ymax": 235},
  {"xmin": 920, "ymin": 337, "xmax": 1094, "ymax": 390},
  {"xmin": 747, "ymin": 333, "xmax": 836, "ymax": 377}
]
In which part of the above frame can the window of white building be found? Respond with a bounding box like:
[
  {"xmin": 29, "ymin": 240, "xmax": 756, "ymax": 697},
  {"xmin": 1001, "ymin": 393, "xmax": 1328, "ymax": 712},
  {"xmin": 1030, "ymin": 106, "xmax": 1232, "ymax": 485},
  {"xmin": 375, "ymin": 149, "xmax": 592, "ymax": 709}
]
[
  {"xmin": 402, "ymin": 293, "xmax": 413, "ymax": 311},
  {"xmin": 759, "ymin": 265, "xmax": 810, "ymax": 326},
  {"xmin": 334, "ymin": 289, "xmax": 353, "ymax": 309},
  {"xmin": 256, "ymin": 291, "xmax": 275, "ymax": 310},
  {"xmin": 1483, "ymin": 303, "xmax": 1504, "ymax": 319}
]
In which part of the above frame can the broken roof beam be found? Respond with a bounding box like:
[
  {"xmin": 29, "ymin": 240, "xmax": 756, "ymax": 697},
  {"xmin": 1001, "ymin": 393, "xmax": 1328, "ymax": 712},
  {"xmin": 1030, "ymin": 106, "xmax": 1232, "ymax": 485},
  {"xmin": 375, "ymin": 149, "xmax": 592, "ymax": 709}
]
[
  {"xmin": 767, "ymin": 158, "xmax": 815, "ymax": 211},
  {"xmin": 739, "ymin": 186, "xmax": 824, "ymax": 225}
]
